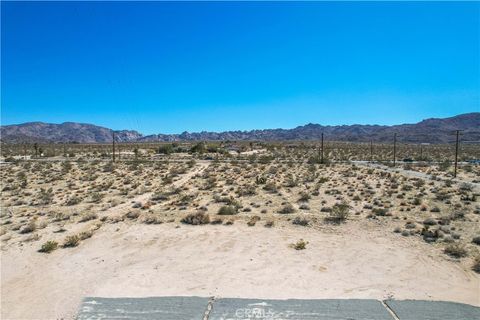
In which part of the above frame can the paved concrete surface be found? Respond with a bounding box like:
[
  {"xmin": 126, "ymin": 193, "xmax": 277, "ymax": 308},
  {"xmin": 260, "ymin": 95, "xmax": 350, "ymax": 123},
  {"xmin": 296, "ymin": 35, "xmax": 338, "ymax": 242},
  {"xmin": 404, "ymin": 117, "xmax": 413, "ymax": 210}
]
[
  {"xmin": 77, "ymin": 297, "xmax": 480, "ymax": 320},
  {"xmin": 77, "ymin": 296, "xmax": 210, "ymax": 320},
  {"xmin": 385, "ymin": 300, "xmax": 480, "ymax": 320},
  {"xmin": 209, "ymin": 298, "xmax": 393, "ymax": 320}
]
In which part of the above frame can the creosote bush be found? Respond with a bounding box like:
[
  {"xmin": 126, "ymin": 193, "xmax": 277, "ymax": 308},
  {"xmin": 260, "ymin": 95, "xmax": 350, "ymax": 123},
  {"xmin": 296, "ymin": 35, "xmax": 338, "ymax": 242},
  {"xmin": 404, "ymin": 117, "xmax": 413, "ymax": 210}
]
[
  {"xmin": 325, "ymin": 202, "xmax": 350, "ymax": 223},
  {"xmin": 218, "ymin": 205, "xmax": 238, "ymax": 215}
]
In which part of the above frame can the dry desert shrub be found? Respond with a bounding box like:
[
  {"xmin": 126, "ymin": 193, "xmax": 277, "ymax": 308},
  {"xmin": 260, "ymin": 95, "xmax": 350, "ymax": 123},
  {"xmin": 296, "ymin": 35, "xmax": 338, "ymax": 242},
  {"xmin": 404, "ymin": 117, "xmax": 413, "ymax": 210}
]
[
  {"xmin": 78, "ymin": 212, "xmax": 97, "ymax": 223},
  {"xmin": 292, "ymin": 239, "xmax": 308, "ymax": 250},
  {"xmin": 325, "ymin": 202, "xmax": 350, "ymax": 223},
  {"xmin": 143, "ymin": 214, "xmax": 163, "ymax": 224},
  {"xmin": 444, "ymin": 243, "xmax": 468, "ymax": 258},
  {"xmin": 38, "ymin": 240, "xmax": 58, "ymax": 253},
  {"xmin": 218, "ymin": 205, "xmax": 238, "ymax": 215},
  {"xmin": 472, "ymin": 236, "xmax": 480, "ymax": 246},
  {"xmin": 247, "ymin": 215, "xmax": 261, "ymax": 226},
  {"xmin": 292, "ymin": 216, "xmax": 310, "ymax": 226},
  {"xmin": 66, "ymin": 196, "xmax": 82, "ymax": 206},
  {"xmin": 473, "ymin": 255, "xmax": 480, "ymax": 273},
  {"xmin": 19, "ymin": 220, "xmax": 36, "ymax": 234},
  {"xmin": 181, "ymin": 211, "xmax": 210, "ymax": 225},
  {"xmin": 210, "ymin": 217, "xmax": 223, "ymax": 225},
  {"xmin": 264, "ymin": 220, "xmax": 274, "ymax": 228},
  {"xmin": 277, "ymin": 203, "xmax": 295, "ymax": 214},
  {"xmin": 63, "ymin": 235, "xmax": 80, "ymax": 248}
]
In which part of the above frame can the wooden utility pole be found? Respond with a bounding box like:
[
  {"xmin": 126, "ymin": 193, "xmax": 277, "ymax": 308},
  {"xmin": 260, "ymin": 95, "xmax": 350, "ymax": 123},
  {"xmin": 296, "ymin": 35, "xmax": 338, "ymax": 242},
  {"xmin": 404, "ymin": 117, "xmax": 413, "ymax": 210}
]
[
  {"xmin": 454, "ymin": 130, "xmax": 461, "ymax": 178},
  {"xmin": 112, "ymin": 131, "xmax": 116, "ymax": 163},
  {"xmin": 370, "ymin": 140, "xmax": 373, "ymax": 162},
  {"xmin": 420, "ymin": 144, "xmax": 423, "ymax": 161},
  {"xmin": 320, "ymin": 133, "xmax": 324, "ymax": 164},
  {"xmin": 393, "ymin": 133, "xmax": 397, "ymax": 166}
]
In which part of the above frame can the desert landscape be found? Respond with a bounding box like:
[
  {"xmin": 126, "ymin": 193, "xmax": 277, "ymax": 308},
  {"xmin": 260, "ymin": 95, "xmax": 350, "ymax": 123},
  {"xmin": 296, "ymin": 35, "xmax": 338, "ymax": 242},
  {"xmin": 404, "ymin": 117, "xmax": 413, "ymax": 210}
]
[
  {"xmin": 2, "ymin": 1, "xmax": 480, "ymax": 319},
  {"xmin": 1, "ymin": 140, "xmax": 479, "ymax": 319}
]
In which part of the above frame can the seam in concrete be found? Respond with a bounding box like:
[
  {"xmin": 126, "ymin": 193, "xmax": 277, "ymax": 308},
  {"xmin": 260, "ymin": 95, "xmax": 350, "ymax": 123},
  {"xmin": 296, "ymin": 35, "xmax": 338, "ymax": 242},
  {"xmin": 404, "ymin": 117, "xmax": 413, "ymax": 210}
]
[
  {"xmin": 203, "ymin": 296, "xmax": 215, "ymax": 320},
  {"xmin": 382, "ymin": 300, "xmax": 400, "ymax": 320}
]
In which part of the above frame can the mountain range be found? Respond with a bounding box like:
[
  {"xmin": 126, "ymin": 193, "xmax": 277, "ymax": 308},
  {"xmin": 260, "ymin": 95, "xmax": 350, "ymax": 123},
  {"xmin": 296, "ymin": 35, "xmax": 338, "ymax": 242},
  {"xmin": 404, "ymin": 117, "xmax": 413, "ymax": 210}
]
[{"xmin": 1, "ymin": 113, "xmax": 479, "ymax": 144}]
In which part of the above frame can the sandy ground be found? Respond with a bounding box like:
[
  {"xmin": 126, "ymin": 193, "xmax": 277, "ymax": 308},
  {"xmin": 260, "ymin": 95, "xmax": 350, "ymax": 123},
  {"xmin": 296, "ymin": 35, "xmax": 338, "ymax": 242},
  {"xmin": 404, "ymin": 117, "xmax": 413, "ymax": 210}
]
[{"xmin": 1, "ymin": 221, "xmax": 478, "ymax": 320}]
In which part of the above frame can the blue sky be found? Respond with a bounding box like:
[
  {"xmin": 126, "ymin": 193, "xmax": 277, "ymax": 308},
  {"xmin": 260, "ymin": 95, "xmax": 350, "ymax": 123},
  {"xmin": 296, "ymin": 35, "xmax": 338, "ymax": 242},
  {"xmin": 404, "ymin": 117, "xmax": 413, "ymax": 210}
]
[{"xmin": 1, "ymin": 1, "xmax": 479, "ymax": 134}]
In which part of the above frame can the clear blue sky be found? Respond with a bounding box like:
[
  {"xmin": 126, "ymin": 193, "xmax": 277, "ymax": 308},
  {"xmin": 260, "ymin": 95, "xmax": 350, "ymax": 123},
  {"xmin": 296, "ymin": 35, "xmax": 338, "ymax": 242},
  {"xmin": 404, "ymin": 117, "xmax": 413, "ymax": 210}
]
[{"xmin": 1, "ymin": 1, "xmax": 479, "ymax": 134}]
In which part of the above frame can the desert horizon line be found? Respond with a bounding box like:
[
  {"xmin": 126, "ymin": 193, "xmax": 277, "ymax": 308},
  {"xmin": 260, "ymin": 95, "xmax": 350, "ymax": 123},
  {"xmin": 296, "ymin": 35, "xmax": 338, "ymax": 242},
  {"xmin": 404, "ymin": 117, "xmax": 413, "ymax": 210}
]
[{"xmin": 2, "ymin": 112, "xmax": 478, "ymax": 136}]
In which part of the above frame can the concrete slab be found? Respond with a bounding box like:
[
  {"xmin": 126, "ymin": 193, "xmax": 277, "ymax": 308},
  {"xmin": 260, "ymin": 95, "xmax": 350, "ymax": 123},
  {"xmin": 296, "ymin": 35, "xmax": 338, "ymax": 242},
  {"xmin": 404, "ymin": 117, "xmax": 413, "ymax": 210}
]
[
  {"xmin": 77, "ymin": 296, "xmax": 210, "ymax": 320},
  {"xmin": 385, "ymin": 300, "xmax": 480, "ymax": 320},
  {"xmin": 208, "ymin": 298, "xmax": 394, "ymax": 320}
]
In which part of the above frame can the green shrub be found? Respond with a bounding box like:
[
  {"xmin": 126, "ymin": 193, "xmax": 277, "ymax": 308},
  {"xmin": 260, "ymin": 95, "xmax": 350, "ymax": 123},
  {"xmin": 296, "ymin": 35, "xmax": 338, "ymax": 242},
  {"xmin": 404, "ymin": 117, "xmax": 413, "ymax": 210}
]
[
  {"xmin": 326, "ymin": 202, "xmax": 350, "ymax": 223},
  {"xmin": 218, "ymin": 205, "xmax": 238, "ymax": 215},
  {"xmin": 39, "ymin": 240, "xmax": 58, "ymax": 253}
]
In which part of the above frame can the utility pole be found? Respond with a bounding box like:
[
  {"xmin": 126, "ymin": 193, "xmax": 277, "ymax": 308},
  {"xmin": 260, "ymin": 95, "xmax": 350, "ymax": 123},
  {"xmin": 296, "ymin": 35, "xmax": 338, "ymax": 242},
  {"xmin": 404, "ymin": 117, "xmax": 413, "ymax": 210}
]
[
  {"xmin": 320, "ymin": 133, "xmax": 324, "ymax": 164},
  {"xmin": 370, "ymin": 140, "xmax": 373, "ymax": 162},
  {"xmin": 23, "ymin": 144, "xmax": 27, "ymax": 160},
  {"xmin": 454, "ymin": 130, "xmax": 461, "ymax": 178},
  {"xmin": 393, "ymin": 133, "xmax": 397, "ymax": 167},
  {"xmin": 112, "ymin": 131, "xmax": 116, "ymax": 163}
]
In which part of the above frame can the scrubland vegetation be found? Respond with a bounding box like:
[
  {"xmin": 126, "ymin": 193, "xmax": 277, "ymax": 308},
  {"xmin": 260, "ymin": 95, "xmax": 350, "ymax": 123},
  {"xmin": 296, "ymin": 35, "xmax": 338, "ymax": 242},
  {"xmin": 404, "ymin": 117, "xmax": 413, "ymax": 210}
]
[{"xmin": 1, "ymin": 140, "xmax": 479, "ymax": 274}]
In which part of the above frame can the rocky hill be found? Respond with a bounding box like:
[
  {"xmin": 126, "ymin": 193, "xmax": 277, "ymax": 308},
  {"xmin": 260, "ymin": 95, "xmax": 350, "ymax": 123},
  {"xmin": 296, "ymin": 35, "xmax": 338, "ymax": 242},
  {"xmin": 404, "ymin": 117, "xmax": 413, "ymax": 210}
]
[
  {"xmin": 0, "ymin": 122, "xmax": 142, "ymax": 143},
  {"xmin": 1, "ymin": 113, "xmax": 479, "ymax": 144}
]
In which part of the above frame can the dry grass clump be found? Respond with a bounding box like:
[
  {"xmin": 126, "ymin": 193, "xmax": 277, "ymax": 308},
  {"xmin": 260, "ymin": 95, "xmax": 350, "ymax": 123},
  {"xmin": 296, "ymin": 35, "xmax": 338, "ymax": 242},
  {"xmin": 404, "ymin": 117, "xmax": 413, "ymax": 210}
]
[
  {"xmin": 19, "ymin": 220, "xmax": 36, "ymax": 234},
  {"xmin": 181, "ymin": 211, "xmax": 210, "ymax": 225},
  {"xmin": 291, "ymin": 239, "xmax": 308, "ymax": 250},
  {"xmin": 298, "ymin": 191, "xmax": 311, "ymax": 202},
  {"xmin": 264, "ymin": 220, "xmax": 274, "ymax": 228},
  {"xmin": 66, "ymin": 196, "xmax": 82, "ymax": 206},
  {"xmin": 247, "ymin": 215, "xmax": 260, "ymax": 226},
  {"xmin": 78, "ymin": 212, "xmax": 97, "ymax": 223},
  {"xmin": 63, "ymin": 235, "xmax": 80, "ymax": 248},
  {"xmin": 143, "ymin": 214, "xmax": 163, "ymax": 224},
  {"xmin": 78, "ymin": 230, "xmax": 94, "ymax": 240}
]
